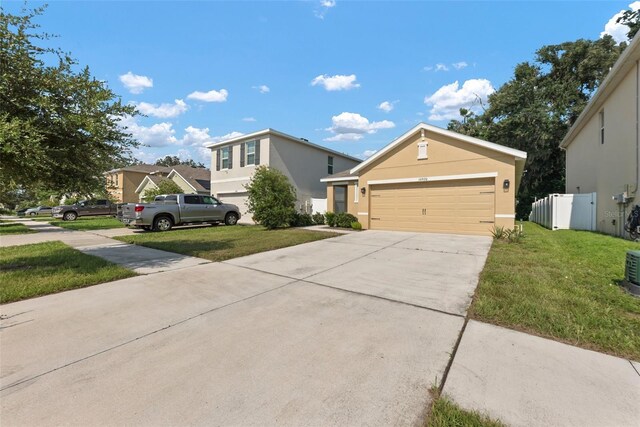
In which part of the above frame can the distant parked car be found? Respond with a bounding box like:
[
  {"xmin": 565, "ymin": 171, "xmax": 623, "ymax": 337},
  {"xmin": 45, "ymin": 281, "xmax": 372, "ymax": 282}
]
[
  {"xmin": 52, "ymin": 199, "xmax": 118, "ymax": 221},
  {"xmin": 24, "ymin": 206, "xmax": 53, "ymax": 216},
  {"xmin": 16, "ymin": 208, "xmax": 29, "ymax": 217}
]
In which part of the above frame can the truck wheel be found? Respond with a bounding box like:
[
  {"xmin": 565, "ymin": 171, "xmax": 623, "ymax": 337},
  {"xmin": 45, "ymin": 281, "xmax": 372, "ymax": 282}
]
[
  {"xmin": 153, "ymin": 216, "xmax": 173, "ymax": 232},
  {"xmin": 225, "ymin": 212, "xmax": 239, "ymax": 226},
  {"xmin": 63, "ymin": 211, "xmax": 77, "ymax": 221}
]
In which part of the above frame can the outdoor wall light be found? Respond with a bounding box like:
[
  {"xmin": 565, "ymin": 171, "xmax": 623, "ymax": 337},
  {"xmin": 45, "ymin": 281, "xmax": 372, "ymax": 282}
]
[
  {"xmin": 503, "ymin": 179, "xmax": 510, "ymax": 190},
  {"xmin": 360, "ymin": 187, "xmax": 366, "ymax": 195}
]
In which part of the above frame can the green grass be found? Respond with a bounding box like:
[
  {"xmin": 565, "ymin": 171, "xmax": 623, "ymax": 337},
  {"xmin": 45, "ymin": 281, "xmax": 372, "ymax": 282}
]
[
  {"xmin": 0, "ymin": 222, "xmax": 36, "ymax": 235},
  {"xmin": 32, "ymin": 216, "xmax": 124, "ymax": 231},
  {"xmin": 0, "ymin": 241, "xmax": 136, "ymax": 304},
  {"xmin": 427, "ymin": 397, "xmax": 504, "ymax": 427},
  {"xmin": 115, "ymin": 225, "xmax": 337, "ymax": 262},
  {"xmin": 472, "ymin": 222, "xmax": 640, "ymax": 360}
]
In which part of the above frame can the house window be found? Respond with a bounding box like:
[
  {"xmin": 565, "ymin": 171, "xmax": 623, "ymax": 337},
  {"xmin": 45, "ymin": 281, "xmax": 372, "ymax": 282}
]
[
  {"xmin": 334, "ymin": 185, "xmax": 346, "ymax": 213},
  {"xmin": 246, "ymin": 141, "xmax": 256, "ymax": 165},
  {"xmin": 221, "ymin": 147, "xmax": 230, "ymax": 169},
  {"xmin": 328, "ymin": 156, "xmax": 334, "ymax": 175},
  {"xmin": 599, "ymin": 110, "xmax": 605, "ymax": 144},
  {"xmin": 418, "ymin": 142, "xmax": 428, "ymax": 159},
  {"xmin": 354, "ymin": 183, "xmax": 359, "ymax": 203}
]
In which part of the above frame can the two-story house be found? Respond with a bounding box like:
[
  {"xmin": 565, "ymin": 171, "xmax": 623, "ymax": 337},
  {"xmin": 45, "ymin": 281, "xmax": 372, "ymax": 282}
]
[
  {"xmin": 205, "ymin": 129, "xmax": 361, "ymax": 222},
  {"xmin": 561, "ymin": 33, "xmax": 640, "ymax": 237}
]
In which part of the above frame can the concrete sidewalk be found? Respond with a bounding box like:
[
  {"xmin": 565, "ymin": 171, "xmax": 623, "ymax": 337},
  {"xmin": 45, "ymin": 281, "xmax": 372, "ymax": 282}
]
[
  {"xmin": 443, "ymin": 320, "xmax": 640, "ymax": 427},
  {"xmin": 1, "ymin": 220, "xmax": 209, "ymax": 274}
]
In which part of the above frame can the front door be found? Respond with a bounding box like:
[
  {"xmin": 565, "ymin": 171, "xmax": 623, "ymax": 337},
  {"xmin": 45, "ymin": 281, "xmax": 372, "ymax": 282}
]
[{"xmin": 333, "ymin": 186, "xmax": 347, "ymax": 213}]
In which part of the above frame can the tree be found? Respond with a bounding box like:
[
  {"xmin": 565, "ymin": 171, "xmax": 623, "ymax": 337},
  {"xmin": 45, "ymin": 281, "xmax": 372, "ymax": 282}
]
[
  {"xmin": 0, "ymin": 6, "xmax": 139, "ymax": 198},
  {"xmin": 154, "ymin": 155, "xmax": 205, "ymax": 169},
  {"xmin": 142, "ymin": 179, "xmax": 184, "ymax": 202},
  {"xmin": 617, "ymin": 8, "xmax": 640, "ymax": 40},
  {"xmin": 448, "ymin": 37, "xmax": 625, "ymax": 219},
  {"xmin": 245, "ymin": 166, "xmax": 296, "ymax": 229}
]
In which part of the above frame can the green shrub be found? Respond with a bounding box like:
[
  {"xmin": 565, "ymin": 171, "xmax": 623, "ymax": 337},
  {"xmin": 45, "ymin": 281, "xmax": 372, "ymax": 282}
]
[
  {"xmin": 351, "ymin": 221, "xmax": 362, "ymax": 230},
  {"xmin": 335, "ymin": 212, "xmax": 358, "ymax": 228},
  {"xmin": 490, "ymin": 225, "xmax": 505, "ymax": 240},
  {"xmin": 291, "ymin": 212, "xmax": 314, "ymax": 227},
  {"xmin": 312, "ymin": 212, "xmax": 325, "ymax": 225},
  {"xmin": 245, "ymin": 166, "xmax": 297, "ymax": 229},
  {"xmin": 325, "ymin": 212, "xmax": 337, "ymax": 227}
]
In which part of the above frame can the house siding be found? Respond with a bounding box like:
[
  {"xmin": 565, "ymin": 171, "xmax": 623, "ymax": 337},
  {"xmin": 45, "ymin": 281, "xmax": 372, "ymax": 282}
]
[{"xmin": 565, "ymin": 64, "xmax": 639, "ymax": 237}]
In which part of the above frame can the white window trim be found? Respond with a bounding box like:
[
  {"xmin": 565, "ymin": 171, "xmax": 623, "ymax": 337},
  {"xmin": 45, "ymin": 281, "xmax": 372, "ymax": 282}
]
[
  {"xmin": 367, "ymin": 172, "xmax": 498, "ymax": 186},
  {"xmin": 221, "ymin": 147, "xmax": 230, "ymax": 170},
  {"xmin": 245, "ymin": 141, "xmax": 256, "ymax": 166},
  {"xmin": 354, "ymin": 183, "xmax": 359, "ymax": 203},
  {"xmin": 417, "ymin": 141, "xmax": 428, "ymax": 160}
]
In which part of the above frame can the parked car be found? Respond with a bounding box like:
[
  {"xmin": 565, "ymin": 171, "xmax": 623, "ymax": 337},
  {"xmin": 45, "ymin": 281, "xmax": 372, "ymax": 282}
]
[
  {"xmin": 16, "ymin": 208, "xmax": 29, "ymax": 217},
  {"xmin": 118, "ymin": 194, "xmax": 240, "ymax": 231},
  {"xmin": 24, "ymin": 206, "xmax": 52, "ymax": 216},
  {"xmin": 52, "ymin": 199, "xmax": 118, "ymax": 221}
]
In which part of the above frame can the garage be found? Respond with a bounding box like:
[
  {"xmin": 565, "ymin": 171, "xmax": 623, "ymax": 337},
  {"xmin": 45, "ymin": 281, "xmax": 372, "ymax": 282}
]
[
  {"xmin": 369, "ymin": 178, "xmax": 495, "ymax": 234},
  {"xmin": 217, "ymin": 193, "xmax": 250, "ymax": 223},
  {"xmin": 323, "ymin": 123, "xmax": 527, "ymax": 236}
]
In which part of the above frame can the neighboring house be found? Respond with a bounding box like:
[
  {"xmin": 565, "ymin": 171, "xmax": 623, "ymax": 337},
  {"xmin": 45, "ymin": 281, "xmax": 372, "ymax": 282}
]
[
  {"xmin": 106, "ymin": 165, "xmax": 172, "ymax": 203},
  {"xmin": 205, "ymin": 129, "xmax": 361, "ymax": 222},
  {"xmin": 322, "ymin": 123, "xmax": 527, "ymax": 236},
  {"xmin": 560, "ymin": 33, "xmax": 640, "ymax": 238},
  {"xmin": 134, "ymin": 166, "xmax": 211, "ymax": 202}
]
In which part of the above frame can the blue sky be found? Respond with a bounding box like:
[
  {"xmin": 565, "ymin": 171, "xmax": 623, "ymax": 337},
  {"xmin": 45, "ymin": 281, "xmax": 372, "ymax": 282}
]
[{"xmin": 5, "ymin": 0, "xmax": 638, "ymax": 167}]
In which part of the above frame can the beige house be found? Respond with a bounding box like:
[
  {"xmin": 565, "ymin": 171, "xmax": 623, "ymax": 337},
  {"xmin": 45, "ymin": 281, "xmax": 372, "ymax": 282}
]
[
  {"xmin": 323, "ymin": 123, "xmax": 527, "ymax": 236},
  {"xmin": 205, "ymin": 129, "xmax": 361, "ymax": 221},
  {"xmin": 134, "ymin": 166, "xmax": 211, "ymax": 202},
  {"xmin": 560, "ymin": 33, "xmax": 640, "ymax": 237},
  {"xmin": 106, "ymin": 165, "xmax": 172, "ymax": 203}
]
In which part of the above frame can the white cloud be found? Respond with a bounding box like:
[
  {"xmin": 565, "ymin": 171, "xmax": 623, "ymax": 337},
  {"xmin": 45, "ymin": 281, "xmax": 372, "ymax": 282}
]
[
  {"xmin": 119, "ymin": 72, "xmax": 153, "ymax": 94},
  {"xmin": 315, "ymin": 0, "xmax": 336, "ymax": 19},
  {"xmin": 601, "ymin": 2, "xmax": 640, "ymax": 44},
  {"xmin": 242, "ymin": 117, "xmax": 257, "ymax": 122},
  {"xmin": 135, "ymin": 99, "xmax": 188, "ymax": 118},
  {"xmin": 377, "ymin": 100, "xmax": 397, "ymax": 113},
  {"xmin": 187, "ymin": 88, "xmax": 229, "ymax": 103},
  {"xmin": 253, "ymin": 85, "xmax": 270, "ymax": 94},
  {"xmin": 362, "ymin": 149, "xmax": 378, "ymax": 159},
  {"xmin": 311, "ymin": 74, "xmax": 360, "ymax": 91},
  {"xmin": 435, "ymin": 63, "xmax": 449, "ymax": 72},
  {"xmin": 325, "ymin": 112, "xmax": 395, "ymax": 141},
  {"xmin": 119, "ymin": 116, "xmax": 178, "ymax": 147},
  {"xmin": 424, "ymin": 79, "xmax": 495, "ymax": 121},
  {"xmin": 452, "ymin": 61, "xmax": 468, "ymax": 70}
]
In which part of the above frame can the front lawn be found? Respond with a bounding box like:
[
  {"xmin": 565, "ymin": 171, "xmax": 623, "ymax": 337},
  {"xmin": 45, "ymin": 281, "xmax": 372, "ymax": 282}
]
[
  {"xmin": 33, "ymin": 216, "xmax": 124, "ymax": 231},
  {"xmin": 115, "ymin": 225, "xmax": 337, "ymax": 262},
  {"xmin": 0, "ymin": 241, "xmax": 136, "ymax": 304},
  {"xmin": 472, "ymin": 222, "xmax": 640, "ymax": 360},
  {"xmin": 0, "ymin": 221, "xmax": 36, "ymax": 235}
]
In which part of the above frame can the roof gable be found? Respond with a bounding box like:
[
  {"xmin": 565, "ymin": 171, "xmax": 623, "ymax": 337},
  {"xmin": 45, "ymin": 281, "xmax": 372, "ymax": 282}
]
[{"xmin": 350, "ymin": 123, "xmax": 527, "ymax": 175}]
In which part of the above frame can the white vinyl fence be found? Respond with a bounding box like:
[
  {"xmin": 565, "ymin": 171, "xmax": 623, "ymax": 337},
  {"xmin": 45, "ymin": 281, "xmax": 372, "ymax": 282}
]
[
  {"xmin": 530, "ymin": 193, "xmax": 597, "ymax": 231},
  {"xmin": 311, "ymin": 198, "xmax": 327, "ymax": 214}
]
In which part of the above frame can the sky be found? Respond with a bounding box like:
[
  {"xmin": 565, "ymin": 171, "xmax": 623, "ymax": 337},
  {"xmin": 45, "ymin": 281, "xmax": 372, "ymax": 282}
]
[{"xmin": 4, "ymin": 0, "xmax": 639, "ymax": 167}]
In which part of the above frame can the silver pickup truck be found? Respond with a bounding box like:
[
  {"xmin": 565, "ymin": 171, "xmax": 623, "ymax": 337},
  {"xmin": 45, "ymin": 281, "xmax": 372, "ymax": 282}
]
[{"xmin": 118, "ymin": 194, "xmax": 241, "ymax": 231}]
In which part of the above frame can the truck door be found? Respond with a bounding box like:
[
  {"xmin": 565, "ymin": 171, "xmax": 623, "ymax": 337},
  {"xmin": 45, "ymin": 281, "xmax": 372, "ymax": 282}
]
[
  {"xmin": 181, "ymin": 195, "xmax": 203, "ymax": 222},
  {"xmin": 201, "ymin": 196, "xmax": 224, "ymax": 221},
  {"xmin": 94, "ymin": 199, "xmax": 109, "ymax": 215}
]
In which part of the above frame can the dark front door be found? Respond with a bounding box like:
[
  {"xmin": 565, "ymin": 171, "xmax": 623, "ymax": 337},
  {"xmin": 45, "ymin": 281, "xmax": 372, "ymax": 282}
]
[{"xmin": 334, "ymin": 186, "xmax": 347, "ymax": 213}]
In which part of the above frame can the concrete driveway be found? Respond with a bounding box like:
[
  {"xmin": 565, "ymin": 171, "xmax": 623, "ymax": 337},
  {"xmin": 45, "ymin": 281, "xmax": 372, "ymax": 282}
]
[{"xmin": 0, "ymin": 230, "xmax": 491, "ymax": 426}]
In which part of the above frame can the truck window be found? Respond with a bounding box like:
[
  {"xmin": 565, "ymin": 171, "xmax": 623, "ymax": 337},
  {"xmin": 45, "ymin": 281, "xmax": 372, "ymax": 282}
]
[
  {"xmin": 201, "ymin": 196, "xmax": 217, "ymax": 205},
  {"xmin": 184, "ymin": 195, "xmax": 201, "ymax": 204},
  {"xmin": 95, "ymin": 200, "xmax": 107, "ymax": 206}
]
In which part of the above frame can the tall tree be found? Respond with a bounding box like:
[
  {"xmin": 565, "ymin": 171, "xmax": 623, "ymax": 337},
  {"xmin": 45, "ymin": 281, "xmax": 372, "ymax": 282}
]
[
  {"xmin": 448, "ymin": 36, "xmax": 625, "ymax": 219},
  {"xmin": 0, "ymin": 6, "xmax": 139, "ymax": 197},
  {"xmin": 154, "ymin": 155, "xmax": 205, "ymax": 169}
]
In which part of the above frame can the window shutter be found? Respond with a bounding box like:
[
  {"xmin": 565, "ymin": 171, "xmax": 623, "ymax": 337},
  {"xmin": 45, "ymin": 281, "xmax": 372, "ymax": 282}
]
[
  {"xmin": 255, "ymin": 140, "xmax": 261, "ymax": 165},
  {"xmin": 228, "ymin": 146, "xmax": 233, "ymax": 169},
  {"xmin": 240, "ymin": 143, "xmax": 245, "ymax": 167},
  {"xmin": 216, "ymin": 149, "xmax": 221, "ymax": 171}
]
